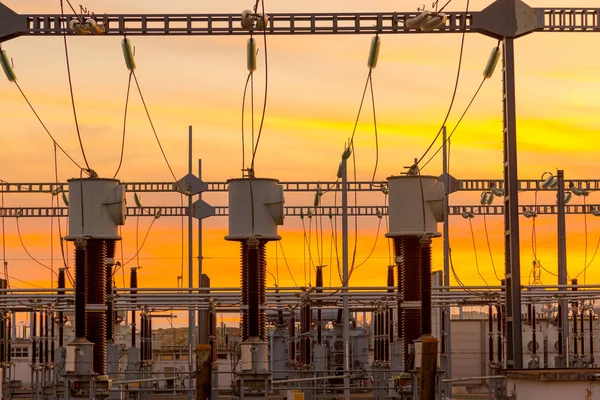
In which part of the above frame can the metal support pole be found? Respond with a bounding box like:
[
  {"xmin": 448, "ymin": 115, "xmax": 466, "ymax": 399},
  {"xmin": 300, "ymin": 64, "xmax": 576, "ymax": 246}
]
[
  {"xmin": 442, "ymin": 126, "xmax": 452, "ymax": 397},
  {"xmin": 341, "ymin": 155, "xmax": 350, "ymax": 400},
  {"xmin": 557, "ymin": 170, "xmax": 569, "ymax": 362},
  {"xmin": 187, "ymin": 126, "xmax": 195, "ymax": 400},
  {"xmin": 198, "ymin": 159, "xmax": 204, "ymax": 345},
  {"xmin": 502, "ymin": 36, "xmax": 523, "ymax": 369}
]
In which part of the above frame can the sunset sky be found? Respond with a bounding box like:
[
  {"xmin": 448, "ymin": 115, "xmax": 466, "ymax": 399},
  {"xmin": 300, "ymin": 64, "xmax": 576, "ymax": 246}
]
[{"xmin": 1, "ymin": 0, "xmax": 600, "ymax": 327}]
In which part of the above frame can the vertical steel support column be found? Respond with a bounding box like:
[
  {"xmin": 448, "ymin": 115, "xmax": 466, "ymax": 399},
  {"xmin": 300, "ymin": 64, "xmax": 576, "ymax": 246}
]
[
  {"xmin": 187, "ymin": 126, "xmax": 195, "ymax": 400},
  {"xmin": 341, "ymin": 156, "xmax": 350, "ymax": 400},
  {"xmin": 198, "ymin": 159, "xmax": 204, "ymax": 345},
  {"xmin": 442, "ymin": 126, "xmax": 452, "ymax": 396},
  {"xmin": 557, "ymin": 170, "xmax": 569, "ymax": 362},
  {"xmin": 502, "ymin": 36, "xmax": 523, "ymax": 369}
]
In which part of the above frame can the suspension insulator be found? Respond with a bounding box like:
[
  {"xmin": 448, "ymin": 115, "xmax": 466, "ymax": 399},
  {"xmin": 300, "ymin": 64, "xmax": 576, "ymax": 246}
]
[
  {"xmin": 483, "ymin": 46, "xmax": 501, "ymax": 79},
  {"xmin": 85, "ymin": 239, "xmax": 107, "ymax": 376},
  {"xmin": 121, "ymin": 38, "xmax": 136, "ymax": 71},
  {"xmin": 0, "ymin": 50, "xmax": 17, "ymax": 82},
  {"xmin": 247, "ymin": 38, "xmax": 257, "ymax": 72},
  {"xmin": 367, "ymin": 35, "xmax": 381, "ymax": 69}
]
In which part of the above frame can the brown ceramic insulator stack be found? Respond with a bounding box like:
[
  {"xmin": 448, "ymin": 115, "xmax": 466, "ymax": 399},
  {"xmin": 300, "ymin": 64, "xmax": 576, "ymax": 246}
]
[
  {"xmin": 58, "ymin": 268, "xmax": 65, "ymax": 348},
  {"xmin": 74, "ymin": 242, "xmax": 86, "ymax": 339},
  {"xmin": 130, "ymin": 268, "xmax": 138, "ymax": 348},
  {"xmin": 85, "ymin": 239, "xmax": 107, "ymax": 376},
  {"xmin": 395, "ymin": 239, "xmax": 404, "ymax": 343},
  {"xmin": 259, "ymin": 242, "xmax": 267, "ymax": 341},
  {"xmin": 240, "ymin": 243, "xmax": 248, "ymax": 341},
  {"xmin": 288, "ymin": 314, "xmax": 296, "ymax": 362},
  {"xmin": 105, "ymin": 240, "xmax": 116, "ymax": 343},
  {"xmin": 421, "ymin": 239, "xmax": 432, "ymax": 335},
  {"xmin": 300, "ymin": 303, "xmax": 312, "ymax": 365},
  {"xmin": 316, "ymin": 266, "xmax": 323, "ymax": 344},
  {"xmin": 395, "ymin": 236, "xmax": 422, "ymax": 370},
  {"xmin": 240, "ymin": 241, "xmax": 267, "ymax": 342}
]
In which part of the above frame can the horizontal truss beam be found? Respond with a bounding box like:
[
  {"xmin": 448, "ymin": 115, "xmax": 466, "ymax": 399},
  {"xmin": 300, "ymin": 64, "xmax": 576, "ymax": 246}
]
[
  {"xmin": 1, "ymin": 204, "xmax": 598, "ymax": 218},
  {"xmin": 2, "ymin": 179, "xmax": 600, "ymax": 193}
]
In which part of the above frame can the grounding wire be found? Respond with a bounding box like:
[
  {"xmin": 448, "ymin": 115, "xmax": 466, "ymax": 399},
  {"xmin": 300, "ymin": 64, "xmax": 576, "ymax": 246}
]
[
  {"xmin": 113, "ymin": 71, "xmax": 134, "ymax": 179},
  {"xmin": 483, "ymin": 215, "xmax": 501, "ymax": 282},
  {"xmin": 59, "ymin": 0, "xmax": 92, "ymax": 173},
  {"xmin": 468, "ymin": 217, "xmax": 488, "ymax": 286},
  {"xmin": 132, "ymin": 71, "xmax": 184, "ymax": 192},
  {"xmin": 415, "ymin": 0, "xmax": 469, "ymax": 168},
  {"xmin": 249, "ymin": 0, "xmax": 269, "ymax": 172}
]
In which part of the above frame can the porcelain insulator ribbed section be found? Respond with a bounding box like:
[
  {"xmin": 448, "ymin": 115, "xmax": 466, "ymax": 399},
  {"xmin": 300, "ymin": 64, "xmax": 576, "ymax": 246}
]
[
  {"xmin": 394, "ymin": 236, "xmax": 422, "ymax": 371},
  {"xmin": 421, "ymin": 242, "xmax": 432, "ymax": 335},
  {"xmin": 240, "ymin": 241, "xmax": 267, "ymax": 341},
  {"xmin": 85, "ymin": 239, "xmax": 107, "ymax": 376},
  {"xmin": 106, "ymin": 240, "xmax": 116, "ymax": 343}
]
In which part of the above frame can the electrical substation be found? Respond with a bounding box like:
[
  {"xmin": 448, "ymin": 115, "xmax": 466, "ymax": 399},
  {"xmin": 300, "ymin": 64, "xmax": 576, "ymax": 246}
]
[{"xmin": 2, "ymin": 0, "xmax": 600, "ymax": 399}]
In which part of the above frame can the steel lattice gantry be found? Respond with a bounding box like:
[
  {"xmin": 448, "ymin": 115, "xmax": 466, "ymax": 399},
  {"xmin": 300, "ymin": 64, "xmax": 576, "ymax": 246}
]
[
  {"xmin": 3, "ymin": 178, "xmax": 600, "ymax": 193},
  {"xmin": 2, "ymin": 0, "xmax": 600, "ymax": 370},
  {"xmin": 2, "ymin": 3, "xmax": 600, "ymax": 41},
  {"xmin": 1, "ymin": 204, "xmax": 599, "ymax": 218}
]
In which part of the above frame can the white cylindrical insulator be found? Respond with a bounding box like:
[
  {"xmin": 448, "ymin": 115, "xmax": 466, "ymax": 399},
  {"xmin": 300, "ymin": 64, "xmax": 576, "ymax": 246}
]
[
  {"xmin": 65, "ymin": 178, "xmax": 126, "ymax": 241},
  {"xmin": 86, "ymin": 18, "xmax": 106, "ymax": 35},
  {"xmin": 121, "ymin": 38, "xmax": 136, "ymax": 71},
  {"xmin": 256, "ymin": 14, "xmax": 268, "ymax": 31},
  {"xmin": 421, "ymin": 13, "xmax": 447, "ymax": 31},
  {"xmin": 406, "ymin": 11, "xmax": 432, "ymax": 29},
  {"xmin": 225, "ymin": 178, "xmax": 284, "ymax": 241},
  {"xmin": 483, "ymin": 46, "xmax": 501, "ymax": 79},
  {"xmin": 0, "ymin": 50, "xmax": 16, "ymax": 82},
  {"xmin": 385, "ymin": 175, "xmax": 445, "ymax": 238},
  {"xmin": 247, "ymin": 38, "xmax": 257, "ymax": 72},
  {"xmin": 367, "ymin": 36, "xmax": 381, "ymax": 69},
  {"xmin": 241, "ymin": 9, "xmax": 254, "ymax": 29}
]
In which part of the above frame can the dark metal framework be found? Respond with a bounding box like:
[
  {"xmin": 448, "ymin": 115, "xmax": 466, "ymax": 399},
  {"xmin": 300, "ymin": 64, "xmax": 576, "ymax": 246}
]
[{"xmin": 2, "ymin": 0, "xmax": 600, "ymax": 370}]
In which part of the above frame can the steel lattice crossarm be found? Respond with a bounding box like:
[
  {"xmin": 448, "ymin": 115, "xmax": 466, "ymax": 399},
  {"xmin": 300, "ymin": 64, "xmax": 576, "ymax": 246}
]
[
  {"xmin": 1, "ymin": 204, "xmax": 599, "ymax": 218},
  {"xmin": 2, "ymin": 179, "xmax": 600, "ymax": 193},
  {"xmin": 2, "ymin": 2, "xmax": 600, "ymax": 42}
]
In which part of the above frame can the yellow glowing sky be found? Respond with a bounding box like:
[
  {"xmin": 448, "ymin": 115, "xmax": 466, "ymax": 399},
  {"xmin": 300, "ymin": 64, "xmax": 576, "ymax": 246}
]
[{"xmin": 2, "ymin": 0, "xmax": 600, "ymax": 308}]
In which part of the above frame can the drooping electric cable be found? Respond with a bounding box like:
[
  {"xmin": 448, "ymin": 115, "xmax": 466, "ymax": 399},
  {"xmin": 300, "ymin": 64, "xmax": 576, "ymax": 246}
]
[
  {"xmin": 241, "ymin": 73, "xmax": 252, "ymax": 171},
  {"xmin": 468, "ymin": 218, "xmax": 488, "ymax": 286},
  {"xmin": 15, "ymin": 218, "xmax": 59, "ymax": 278},
  {"xmin": 277, "ymin": 241, "xmax": 298, "ymax": 287},
  {"xmin": 122, "ymin": 217, "xmax": 158, "ymax": 268},
  {"xmin": 59, "ymin": 0, "xmax": 92, "ymax": 173},
  {"xmin": 249, "ymin": 0, "xmax": 269, "ymax": 172},
  {"xmin": 483, "ymin": 215, "xmax": 502, "ymax": 282},
  {"xmin": 420, "ymin": 78, "xmax": 486, "ymax": 171},
  {"xmin": 131, "ymin": 72, "xmax": 184, "ymax": 192},
  {"xmin": 531, "ymin": 191, "xmax": 558, "ymax": 278},
  {"xmin": 348, "ymin": 215, "xmax": 383, "ymax": 276},
  {"xmin": 1, "ymin": 180, "xmax": 7, "ymax": 285},
  {"xmin": 11, "ymin": 81, "xmax": 85, "ymax": 171},
  {"xmin": 113, "ymin": 71, "xmax": 134, "ymax": 179},
  {"xmin": 415, "ymin": 0, "xmax": 470, "ymax": 168}
]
